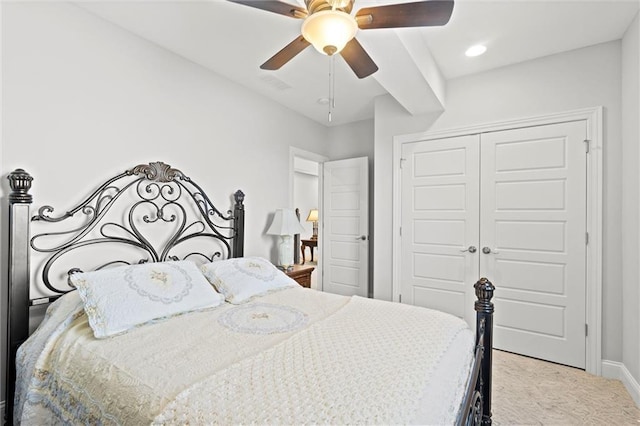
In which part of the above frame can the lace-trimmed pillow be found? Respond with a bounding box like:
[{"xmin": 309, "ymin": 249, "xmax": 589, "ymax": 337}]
[
  {"xmin": 201, "ymin": 257, "xmax": 298, "ymax": 304},
  {"xmin": 70, "ymin": 260, "xmax": 224, "ymax": 338}
]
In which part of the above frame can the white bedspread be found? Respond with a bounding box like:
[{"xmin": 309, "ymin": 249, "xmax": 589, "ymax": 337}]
[{"xmin": 15, "ymin": 287, "xmax": 474, "ymax": 425}]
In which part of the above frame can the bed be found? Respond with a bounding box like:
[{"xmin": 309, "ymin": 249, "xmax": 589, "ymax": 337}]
[{"xmin": 4, "ymin": 161, "xmax": 494, "ymax": 425}]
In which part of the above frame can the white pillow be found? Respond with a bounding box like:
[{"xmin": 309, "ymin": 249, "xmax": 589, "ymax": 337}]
[
  {"xmin": 70, "ymin": 260, "xmax": 224, "ymax": 338},
  {"xmin": 201, "ymin": 257, "xmax": 298, "ymax": 304}
]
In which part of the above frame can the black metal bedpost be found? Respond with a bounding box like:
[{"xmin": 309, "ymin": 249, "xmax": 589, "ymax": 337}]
[
  {"xmin": 5, "ymin": 169, "xmax": 33, "ymax": 424},
  {"xmin": 232, "ymin": 190, "xmax": 245, "ymax": 258},
  {"xmin": 474, "ymin": 277, "xmax": 495, "ymax": 425}
]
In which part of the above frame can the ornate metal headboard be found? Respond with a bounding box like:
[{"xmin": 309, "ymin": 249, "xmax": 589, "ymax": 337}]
[{"xmin": 4, "ymin": 161, "xmax": 245, "ymax": 423}]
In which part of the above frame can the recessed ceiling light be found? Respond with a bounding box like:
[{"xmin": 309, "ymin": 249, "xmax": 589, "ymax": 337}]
[
  {"xmin": 317, "ymin": 97, "xmax": 330, "ymax": 105},
  {"xmin": 465, "ymin": 44, "xmax": 487, "ymax": 57}
]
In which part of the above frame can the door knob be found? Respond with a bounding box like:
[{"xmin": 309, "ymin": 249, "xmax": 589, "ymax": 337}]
[
  {"xmin": 482, "ymin": 247, "xmax": 499, "ymax": 254},
  {"xmin": 356, "ymin": 235, "xmax": 367, "ymax": 241},
  {"xmin": 460, "ymin": 246, "xmax": 477, "ymax": 253}
]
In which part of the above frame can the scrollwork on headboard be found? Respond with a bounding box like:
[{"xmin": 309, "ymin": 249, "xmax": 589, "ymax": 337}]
[
  {"xmin": 4, "ymin": 161, "xmax": 245, "ymax": 424},
  {"xmin": 25, "ymin": 161, "xmax": 245, "ymax": 294}
]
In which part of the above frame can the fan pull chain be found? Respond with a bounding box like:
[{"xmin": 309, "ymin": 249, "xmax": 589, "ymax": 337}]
[{"xmin": 328, "ymin": 55, "xmax": 336, "ymax": 122}]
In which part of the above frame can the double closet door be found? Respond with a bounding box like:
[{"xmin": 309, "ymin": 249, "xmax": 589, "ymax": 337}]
[{"xmin": 400, "ymin": 121, "xmax": 588, "ymax": 369}]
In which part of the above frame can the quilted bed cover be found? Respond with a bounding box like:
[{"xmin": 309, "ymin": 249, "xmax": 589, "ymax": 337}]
[{"xmin": 15, "ymin": 287, "xmax": 474, "ymax": 425}]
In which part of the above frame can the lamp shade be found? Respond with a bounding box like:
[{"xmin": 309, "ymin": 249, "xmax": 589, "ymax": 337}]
[
  {"xmin": 267, "ymin": 208, "xmax": 306, "ymax": 236},
  {"xmin": 306, "ymin": 209, "xmax": 319, "ymax": 222},
  {"xmin": 301, "ymin": 10, "xmax": 358, "ymax": 56}
]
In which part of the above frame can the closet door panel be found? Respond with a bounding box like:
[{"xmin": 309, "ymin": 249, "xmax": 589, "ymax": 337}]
[
  {"xmin": 480, "ymin": 121, "xmax": 587, "ymax": 369},
  {"xmin": 400, "ymin": 135, "xmax": 480, "ymax": 325}
]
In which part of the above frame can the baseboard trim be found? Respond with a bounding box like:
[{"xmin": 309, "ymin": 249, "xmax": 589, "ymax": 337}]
[
  {"xmin": 602, "ymin": 359, "xmax": 622, "ymax": 379},
  {"xmin": 621, "ymin": 364, "xmax": 640, "ymax": 407},
  {"xmin": 602, "ymin": 360, "xmax": 640, "ymax": 407}
]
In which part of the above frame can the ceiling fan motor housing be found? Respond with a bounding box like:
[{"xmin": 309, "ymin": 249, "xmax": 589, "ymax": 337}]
[{"xmin": 305, "ymin": 0, "xmax": 354, "ymax": 14}]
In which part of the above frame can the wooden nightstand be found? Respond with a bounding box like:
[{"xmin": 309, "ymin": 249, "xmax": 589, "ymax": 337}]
[{"xmin": 285, "ymin": 264, "xmax": 315, "ymax": 288}]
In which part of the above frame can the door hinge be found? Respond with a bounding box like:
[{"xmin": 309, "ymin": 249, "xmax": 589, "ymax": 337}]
[
  {"xmin": 584, "ymin": 139, "xmax": 591, "ymax": 154},
  {"xmin": 399, "ymin": 294, "xmax": 402, "ymax": 303},
  {"xmin": 400, "ymin": 158, "xmax": 406, "ymax": 169},
  {"xmin": 586, "ymin": 232, "xmax": 589, "ymax": 245},
  {"xmin": 585, "ymin": 323, "xmax": 588, "ymax": 336},
  {"xmin": 399, "ymin": 226, "xmax": 402, "ymax": 236}
]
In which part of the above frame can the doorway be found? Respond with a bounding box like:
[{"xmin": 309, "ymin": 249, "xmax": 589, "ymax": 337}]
[
  {"xmin": 290, "ymin": 148, "xmax": 328, "ymax": 290},
  {"xmin": 290, "ymin": 149, "xmax": 371, "ymax": 297}
]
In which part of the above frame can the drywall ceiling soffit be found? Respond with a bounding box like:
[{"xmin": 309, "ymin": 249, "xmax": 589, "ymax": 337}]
[{"xmin": 364, "ymin": 31, "xmax": 445, "ymax": 116}]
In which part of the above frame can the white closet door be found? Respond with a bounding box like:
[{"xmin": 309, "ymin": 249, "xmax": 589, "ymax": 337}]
[
  {"xmin": 400, "ymin": 135, "xmax": 480, "ymax": 325},
  {"xmin": 480, "ymin": 121, "xmax": 587, "ymax": 369},
  {"xmin": 399, "ymin": 120, "xmax": 588, "ymax": 369}
]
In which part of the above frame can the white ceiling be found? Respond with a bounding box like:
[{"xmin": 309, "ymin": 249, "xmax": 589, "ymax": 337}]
[{"xmin": 76, "ymin": 0, "xmax": 639, "ymax": 126}]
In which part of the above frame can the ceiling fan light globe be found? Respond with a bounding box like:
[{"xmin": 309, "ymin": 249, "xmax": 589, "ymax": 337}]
[{"xmin": 301, "ymin": 10, "xmax": 358, "ymax": 56}]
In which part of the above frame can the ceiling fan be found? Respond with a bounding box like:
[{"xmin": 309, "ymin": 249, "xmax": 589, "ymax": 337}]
[{"xmin": 228, "ymin": 0, "xmax": 454, "ymax": 79}]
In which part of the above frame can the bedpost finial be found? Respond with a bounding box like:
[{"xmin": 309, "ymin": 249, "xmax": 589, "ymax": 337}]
[
  {"xmin": 474, "ymin": 277, "xmax": 495, "ymax": 314},
  {"xmin": 234, "ymin": 190, "xmax": 245, "ymax": 207},
  {"xmin": 8, "ymin": 168, "xmax": 33, "ymax": 204}
]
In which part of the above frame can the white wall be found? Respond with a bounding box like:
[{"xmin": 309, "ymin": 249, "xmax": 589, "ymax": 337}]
[
  {"xmin": 1, "ymin": 1, "xmax": 332, "ymax": 258},
  {"xmin": 327, "ymin": 119, "xmax": 375, "ymax": 160},
  {"xmin": 621, "ymin": 11, "xmax": 640, "ymax": 395},
  {"xmin": 373, "ymin": 41, "xmax": 623, "ymax": 362},
  {"xmin": 0, "ymin": 1, "xmax": 331, "ymax": 402}
]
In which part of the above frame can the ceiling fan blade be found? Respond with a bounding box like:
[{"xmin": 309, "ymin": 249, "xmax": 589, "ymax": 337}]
[
  {"xmin": 261, "ymin": 36, "xmax": 311, "ymax": 70},
  {"xmin": 341, "ymin": 38, "xmax": 379, "ymax": 79},
  {"xmin": 356, "ymin": 0, "xmax": 454, "ymax": 30},
  {"xmin": 227, "ymin": 0, "xmax": 308, "ymax": 19}
]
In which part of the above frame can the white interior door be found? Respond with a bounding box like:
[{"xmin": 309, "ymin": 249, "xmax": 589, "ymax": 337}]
[
  {"xmin": 400, "ymin": 135, "xmax": 479, "ymax": 325},
  {"xmin": 399, "ymin": 120, "xmax": 588, "ymax": 369},
  {"xmin": 481, "ymin": 121, "xmax": 587, "ymax": 369},
  {"xmin": 322, "ymin": 157, "xmax": 369, "ymax": 297}
]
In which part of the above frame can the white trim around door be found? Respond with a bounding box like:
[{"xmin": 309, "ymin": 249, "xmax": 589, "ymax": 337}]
[{"xmin": 392, "ymin": 106, "xmax": 603, "ymax": 376}]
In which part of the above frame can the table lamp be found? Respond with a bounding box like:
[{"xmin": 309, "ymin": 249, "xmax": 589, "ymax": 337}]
[
  {"xmin": 306, "ymin": 208, "xmax": 319, "ymax": 240},
  {"xmin": 267, "ymin": 208, "xmax": 306, "ymax": 270}
]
